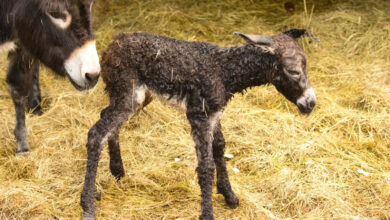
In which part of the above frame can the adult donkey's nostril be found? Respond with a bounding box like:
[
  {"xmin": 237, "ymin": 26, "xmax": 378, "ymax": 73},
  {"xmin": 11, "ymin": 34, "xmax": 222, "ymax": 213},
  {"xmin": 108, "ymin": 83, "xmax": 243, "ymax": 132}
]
[{"xmin": 85, "ymin": 72, "xmax": 100, "ymax": 88}]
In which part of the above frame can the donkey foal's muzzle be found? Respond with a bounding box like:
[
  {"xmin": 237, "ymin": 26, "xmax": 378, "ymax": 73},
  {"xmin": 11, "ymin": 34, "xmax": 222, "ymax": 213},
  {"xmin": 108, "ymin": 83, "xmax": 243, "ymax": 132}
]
[{"xmin": 296, "ymin": 87, "xmax": 316, "ymax": 114}]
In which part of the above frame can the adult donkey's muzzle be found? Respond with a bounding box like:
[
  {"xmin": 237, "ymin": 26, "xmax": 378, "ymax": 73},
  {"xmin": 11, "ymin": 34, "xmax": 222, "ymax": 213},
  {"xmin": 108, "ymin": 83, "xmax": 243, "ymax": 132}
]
[
  {"xmin": 64, "ymin": 40, "xmax": 101, "ymax": 90},
  {"xmin": 296, "ymin": 87, "xmax": 316, "ymax": 114}
]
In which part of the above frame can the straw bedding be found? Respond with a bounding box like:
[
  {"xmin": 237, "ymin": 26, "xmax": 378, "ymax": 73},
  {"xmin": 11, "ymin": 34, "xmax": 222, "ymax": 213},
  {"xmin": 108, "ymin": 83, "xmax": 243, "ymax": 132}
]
[{"xmin": 0, "ymin": 0, "xmax": 389, "ymax": 219}]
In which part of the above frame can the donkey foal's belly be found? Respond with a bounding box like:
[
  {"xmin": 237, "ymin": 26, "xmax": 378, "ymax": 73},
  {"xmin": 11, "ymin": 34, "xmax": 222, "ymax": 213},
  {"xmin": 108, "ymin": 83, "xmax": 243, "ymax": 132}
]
[
  {"xmin": 135, "ymin": 85, "xmax": 187, "ymax": 111},
  {"xmin": 0, "ymin": 41, "xmax": 16, "ymax": 55}
]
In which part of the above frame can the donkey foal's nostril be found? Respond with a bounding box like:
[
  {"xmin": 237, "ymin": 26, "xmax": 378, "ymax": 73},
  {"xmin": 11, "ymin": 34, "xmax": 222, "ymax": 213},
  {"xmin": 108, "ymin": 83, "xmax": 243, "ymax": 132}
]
[
  {"xmin": 309, "ymin": 100, "xmax": 316, "ymax": 109},
  {"xmin": 297, "ymin": 102, "xmax": 304, "ymax": 110}
]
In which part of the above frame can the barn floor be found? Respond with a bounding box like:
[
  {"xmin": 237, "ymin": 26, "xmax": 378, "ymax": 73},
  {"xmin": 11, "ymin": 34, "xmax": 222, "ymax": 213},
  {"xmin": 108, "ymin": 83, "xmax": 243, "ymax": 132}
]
[{"xmin": 0, "ymin": 0, "xmax": 389, "ymax": 219}]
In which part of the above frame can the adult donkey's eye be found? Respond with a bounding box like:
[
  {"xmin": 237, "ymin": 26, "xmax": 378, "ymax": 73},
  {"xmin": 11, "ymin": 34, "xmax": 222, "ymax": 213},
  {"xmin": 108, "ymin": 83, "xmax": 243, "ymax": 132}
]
[
  {"xmin": 47, "ymin": 11, "xmax": 72, "ymax": 29},
  {"xmin": 48, "ymin": 12, "xmax": 67, "ymax": 20}
]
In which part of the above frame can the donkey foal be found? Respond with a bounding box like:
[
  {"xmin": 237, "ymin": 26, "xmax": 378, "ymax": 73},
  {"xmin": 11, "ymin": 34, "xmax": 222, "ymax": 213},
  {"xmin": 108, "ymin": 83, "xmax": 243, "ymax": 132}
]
[{"xmin": 81, "ymin": 29, "xmax": 318, "ymax": 220}]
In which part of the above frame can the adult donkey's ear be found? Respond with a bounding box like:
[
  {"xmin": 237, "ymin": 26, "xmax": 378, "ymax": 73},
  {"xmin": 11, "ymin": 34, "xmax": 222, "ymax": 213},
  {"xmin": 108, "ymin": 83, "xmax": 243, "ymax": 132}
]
[
  {"xmin": 233, "ymin": 32, "xmax": 273, "ymax": 45},
  {"xmin": 283, "ymin": 29, "xmax": 321, "ymax": 42}
]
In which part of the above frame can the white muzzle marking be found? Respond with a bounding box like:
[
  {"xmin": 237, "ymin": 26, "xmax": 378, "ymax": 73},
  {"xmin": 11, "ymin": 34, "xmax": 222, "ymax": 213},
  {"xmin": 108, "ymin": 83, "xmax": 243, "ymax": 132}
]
[
  {"xmin": 0, "ymin": 41, "xmax": 16, "ymax": 55},
  {"xmin": 64, "ymin": 40, "xmax": 100, "ymax": 88}
]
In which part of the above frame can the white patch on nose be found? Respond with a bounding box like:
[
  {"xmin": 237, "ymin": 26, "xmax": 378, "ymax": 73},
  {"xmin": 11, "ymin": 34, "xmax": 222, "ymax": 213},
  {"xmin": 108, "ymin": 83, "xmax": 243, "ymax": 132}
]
[
  {"xmin": 47, "ymin": 11, "xmax": 72, "ymax": 29},
  {"xmin": 0, "ymin": 41, "xmax": 16, "ymax": 55},
  {"xmin": 64, "ymin": 40, "xmax": 101, "ymax": 88},
  {"xmin": 297, "ymin": 87, "xmax": 316, "ymax": 105},
  {"xmin": 305, "ymin": 87, "xmax": 316, "ymax": 102}
]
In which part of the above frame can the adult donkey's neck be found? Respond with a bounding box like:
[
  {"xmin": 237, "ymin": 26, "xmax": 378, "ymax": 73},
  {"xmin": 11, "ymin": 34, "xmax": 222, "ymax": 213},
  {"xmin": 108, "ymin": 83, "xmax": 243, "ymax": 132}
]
[{"xmin": 216, "ymin": 44, "xmax": 276, "ymax": 99}]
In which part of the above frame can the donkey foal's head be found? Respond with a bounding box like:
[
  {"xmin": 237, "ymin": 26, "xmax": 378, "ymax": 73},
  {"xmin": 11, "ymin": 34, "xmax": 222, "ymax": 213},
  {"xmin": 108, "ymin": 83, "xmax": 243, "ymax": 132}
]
[{"xmin": 235, "ymin": 29, "xmax": 318, "ymax": 114}]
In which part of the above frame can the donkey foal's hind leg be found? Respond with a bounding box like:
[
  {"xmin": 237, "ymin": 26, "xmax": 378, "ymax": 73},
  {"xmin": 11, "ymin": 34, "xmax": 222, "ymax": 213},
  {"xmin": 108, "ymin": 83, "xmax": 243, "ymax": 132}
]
[
  {"xmin": 212, "ymin": 123, "xmax": 239, "ymax": 209},
  {"xmin": 107, "ymin": 92, "xmax": 153, "ymax": 180},
  {"xmin": 81, "ymin": 93, "xmax": 140, "ymax": 220},
  {"xmin": 108, "ymin": 131, "xmax": 125, "ymax": 180}
]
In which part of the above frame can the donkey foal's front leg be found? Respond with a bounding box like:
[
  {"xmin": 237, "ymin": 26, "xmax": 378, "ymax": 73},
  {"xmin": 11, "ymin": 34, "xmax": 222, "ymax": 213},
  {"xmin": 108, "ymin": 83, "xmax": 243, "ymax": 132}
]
[{"xmin": 81, "ymin": 105, "xmax": 132, "ymax": 219}]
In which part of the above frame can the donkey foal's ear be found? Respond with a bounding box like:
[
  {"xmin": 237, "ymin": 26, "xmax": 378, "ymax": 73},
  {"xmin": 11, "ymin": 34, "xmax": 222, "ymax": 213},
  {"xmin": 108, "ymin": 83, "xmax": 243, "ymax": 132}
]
[
  {"xmin": 233, "ymin": 32, "xmax": 273, "ymax": 45},
  {"xmin": 283, "ymin": 29, "xmax": 321, "ymax": 42}
]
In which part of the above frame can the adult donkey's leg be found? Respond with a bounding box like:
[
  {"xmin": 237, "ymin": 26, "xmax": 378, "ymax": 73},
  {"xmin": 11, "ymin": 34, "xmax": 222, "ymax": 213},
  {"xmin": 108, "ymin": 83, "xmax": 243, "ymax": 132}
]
[
  {"xmin": 27, "ymin": 64, "xmax": 42, "ymax": 115},
  {"xmin": 6, "ymin": 49, "xmax": 36, "ymax": 154},
  {"xmin": 212, "ymin": 123, "xmax": 239, "ymax": 208}
]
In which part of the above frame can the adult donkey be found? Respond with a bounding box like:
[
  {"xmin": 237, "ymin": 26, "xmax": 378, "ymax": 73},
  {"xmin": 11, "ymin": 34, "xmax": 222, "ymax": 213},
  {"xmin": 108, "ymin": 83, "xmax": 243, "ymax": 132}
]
[{"xmin": 0, "ymin": 0, "xmax": 100, "ymax": 154}]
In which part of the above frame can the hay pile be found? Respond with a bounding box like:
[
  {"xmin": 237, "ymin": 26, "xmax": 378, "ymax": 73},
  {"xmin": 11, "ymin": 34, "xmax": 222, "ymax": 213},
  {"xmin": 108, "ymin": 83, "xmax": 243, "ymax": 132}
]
[{"xmin": 1, "ymin": 0, "xmax": 389, "ymax": 219}]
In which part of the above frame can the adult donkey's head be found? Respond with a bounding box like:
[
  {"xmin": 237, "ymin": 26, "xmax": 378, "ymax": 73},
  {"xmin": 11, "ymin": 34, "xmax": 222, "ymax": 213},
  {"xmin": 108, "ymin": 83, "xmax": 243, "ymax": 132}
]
[{"xmin": 13, "ymin": 0, "xmax": 100, "ymax": 90}]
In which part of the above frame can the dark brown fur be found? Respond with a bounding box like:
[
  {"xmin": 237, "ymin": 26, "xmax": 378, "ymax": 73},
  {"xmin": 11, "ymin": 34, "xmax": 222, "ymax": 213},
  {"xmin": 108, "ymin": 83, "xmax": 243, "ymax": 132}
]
[{"xmin": 81, "ymin": 30, "xmax": 317, "ymax": 220}]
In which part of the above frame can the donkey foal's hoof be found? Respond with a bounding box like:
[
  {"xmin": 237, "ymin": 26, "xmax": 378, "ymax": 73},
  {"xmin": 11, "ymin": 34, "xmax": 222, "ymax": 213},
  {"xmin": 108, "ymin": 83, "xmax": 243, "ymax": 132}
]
[
  {"xmin": 82, "ymin": 213, "xmax": 96, "ymax": 220},
  {"xmin": 110, "ymin": 165, "xmax": 125, "ymax": 180},
  {"xmin": 199, "ymin": 214, "xmax": 214, "ymax": 220},
  {"xmin": 31, "ymin": 108, "xmax": 43, "ymax": 116},
  {"xmin": 16, "ymin": 146, "xmax": 31, "ymax": 155},
  {"xmin": 28, "ymin": 102, "xmax": 43, "ymax": 116},
  {"xmin": 226, "ymin": 196, "xmax": 239, "ymax": 209}
]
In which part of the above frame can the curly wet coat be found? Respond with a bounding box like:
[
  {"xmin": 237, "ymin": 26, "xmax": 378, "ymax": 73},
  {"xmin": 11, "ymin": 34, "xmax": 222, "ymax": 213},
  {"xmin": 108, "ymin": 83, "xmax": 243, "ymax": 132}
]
[{"xmin": 81, "ymin": 30, "xmax": 315, "ymax": 220}]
